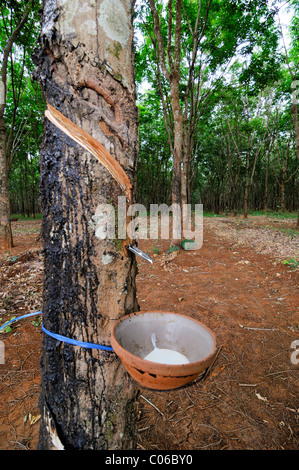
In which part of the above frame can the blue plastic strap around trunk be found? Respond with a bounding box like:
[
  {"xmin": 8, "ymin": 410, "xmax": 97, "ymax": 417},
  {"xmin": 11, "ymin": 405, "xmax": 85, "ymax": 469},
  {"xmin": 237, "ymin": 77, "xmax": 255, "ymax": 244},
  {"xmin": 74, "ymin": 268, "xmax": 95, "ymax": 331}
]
[
  {"xmin": 0, "ymin": 311, "xmax": 114, "ymax": 352},
  {"xmin": 41, "ymin": 323, "xmax": 114, "ymax": 351}
]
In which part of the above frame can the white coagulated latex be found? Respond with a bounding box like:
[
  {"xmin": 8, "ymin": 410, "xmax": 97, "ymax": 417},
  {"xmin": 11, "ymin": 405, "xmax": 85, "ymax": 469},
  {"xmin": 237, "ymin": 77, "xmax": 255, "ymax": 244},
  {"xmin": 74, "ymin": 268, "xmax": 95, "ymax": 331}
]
[{"xmin": 143, "ymin": 333, "xmax": 190, "ymax": 364}]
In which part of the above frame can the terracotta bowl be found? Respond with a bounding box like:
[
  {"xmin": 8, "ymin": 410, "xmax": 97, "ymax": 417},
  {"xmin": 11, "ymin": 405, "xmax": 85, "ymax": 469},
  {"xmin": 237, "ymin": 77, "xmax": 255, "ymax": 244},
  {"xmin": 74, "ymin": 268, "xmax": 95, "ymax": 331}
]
[{"xmin": 111, "ymin": 311, "xmax": 217, "ymax": 390}]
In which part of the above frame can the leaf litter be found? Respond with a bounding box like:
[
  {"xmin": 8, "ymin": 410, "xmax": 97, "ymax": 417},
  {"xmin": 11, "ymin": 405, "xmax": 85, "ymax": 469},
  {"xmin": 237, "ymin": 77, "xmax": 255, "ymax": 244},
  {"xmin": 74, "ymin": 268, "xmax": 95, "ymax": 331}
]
[{"xmin": 0, "ymin": 215, "xmax": 298, "ymax": 450}]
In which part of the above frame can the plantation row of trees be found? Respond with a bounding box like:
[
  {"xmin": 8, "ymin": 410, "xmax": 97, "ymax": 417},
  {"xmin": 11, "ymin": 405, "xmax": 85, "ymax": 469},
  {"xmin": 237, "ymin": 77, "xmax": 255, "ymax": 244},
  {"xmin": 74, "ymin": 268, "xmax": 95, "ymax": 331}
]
[
  {"xmin": 0, "ymin": 0, "xmax": 298, "ymax": 248},
  {"xmin": 0, "ymin": 0, "xmax": 44, "ymax": 248},
  {"xmin": 135, "ymin": 0, "xmax": 299, "ymax": 218},
  {"xmin": 137, "ymin": 80, "xmax": 299, "ymax": 215}
]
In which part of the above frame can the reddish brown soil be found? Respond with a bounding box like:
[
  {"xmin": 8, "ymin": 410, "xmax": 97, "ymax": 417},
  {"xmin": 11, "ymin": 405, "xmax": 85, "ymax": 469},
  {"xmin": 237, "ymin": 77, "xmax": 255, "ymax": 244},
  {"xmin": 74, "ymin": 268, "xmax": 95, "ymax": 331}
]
[{"xmin": 0, "ymin": 216, "xmax": 298, "ymax": 450}]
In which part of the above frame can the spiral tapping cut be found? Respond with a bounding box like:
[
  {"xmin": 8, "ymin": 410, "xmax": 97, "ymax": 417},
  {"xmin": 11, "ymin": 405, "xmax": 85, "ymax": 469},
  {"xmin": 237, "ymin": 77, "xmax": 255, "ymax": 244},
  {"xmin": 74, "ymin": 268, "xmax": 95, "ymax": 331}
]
[{"xmin": 45, "ymin": 104, "xmax": 133, "ymax": 252}]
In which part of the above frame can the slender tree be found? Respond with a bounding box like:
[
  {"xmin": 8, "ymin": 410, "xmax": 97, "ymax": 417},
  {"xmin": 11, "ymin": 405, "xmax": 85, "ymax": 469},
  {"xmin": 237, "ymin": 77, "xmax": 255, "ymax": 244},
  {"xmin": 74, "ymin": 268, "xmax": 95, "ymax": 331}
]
[
  {"xmin": 137, "ymin": 0, "xmax": 282, "ymax": 225},
  {"xmin": 148, "ymin": 0, "xmax": 184, "ymax": 245}
]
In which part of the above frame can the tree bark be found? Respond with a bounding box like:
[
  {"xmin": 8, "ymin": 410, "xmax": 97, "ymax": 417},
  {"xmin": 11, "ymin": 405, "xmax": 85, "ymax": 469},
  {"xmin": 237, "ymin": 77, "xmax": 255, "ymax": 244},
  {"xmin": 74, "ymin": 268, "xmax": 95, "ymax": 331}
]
[
  {"xmin": 170, "ymin": 77, "xmax": 183, "ymax": 244},
  {"xmin": 291, "ymin": 102, "xmax": 299, "ymax": 163},
  {"xmin": 35, "ymin": 0, "xmax": 139, "ymax": 450},
  {"xmin": 0, "ymin": 114, "xmax": 13, "ymax": 248},
  {"xmin": 264, "ymin": 149, "xmax": 269, "ymax": 213}
]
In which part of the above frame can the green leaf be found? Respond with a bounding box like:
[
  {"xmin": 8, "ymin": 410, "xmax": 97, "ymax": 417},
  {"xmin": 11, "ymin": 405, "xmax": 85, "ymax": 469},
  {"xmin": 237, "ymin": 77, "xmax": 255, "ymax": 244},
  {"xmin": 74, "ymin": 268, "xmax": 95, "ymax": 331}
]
[
  {"xmin": 167, "ymin": 245, "xmax": 180, "ymax": 254},
  {"xmin": 0, "ymin": 316, "xmax": 16, "ymax": 334}
]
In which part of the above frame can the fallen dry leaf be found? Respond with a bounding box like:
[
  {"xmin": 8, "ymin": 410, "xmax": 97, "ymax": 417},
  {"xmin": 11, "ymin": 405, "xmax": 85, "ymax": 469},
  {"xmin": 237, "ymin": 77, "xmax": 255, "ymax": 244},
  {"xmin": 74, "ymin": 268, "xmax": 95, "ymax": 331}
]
[{"xmin": 255, "ymin": 392, "xmax": 268, "ymax": 403}]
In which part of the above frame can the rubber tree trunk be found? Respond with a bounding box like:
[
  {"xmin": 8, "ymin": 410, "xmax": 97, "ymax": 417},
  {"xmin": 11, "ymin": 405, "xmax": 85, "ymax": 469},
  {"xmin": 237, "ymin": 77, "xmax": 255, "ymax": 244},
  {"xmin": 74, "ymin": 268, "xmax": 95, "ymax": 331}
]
[
  {"xmin": 244, "ymin": 152, "xmax": 250, "ymax": 219},
  {"xmin": 291, "ymin": 102, "xmax": 299, "ymax": 226},
  {"xmin": 35, "ymin": 0, "xmax": 139, "ymax": 450},
  {"xmin": 0, "ymin": 116, "xmax": 13, "ymax": 249},
  {"xmin": 171, "ymin": 87, "xmax": 183, "ymax": 246}
]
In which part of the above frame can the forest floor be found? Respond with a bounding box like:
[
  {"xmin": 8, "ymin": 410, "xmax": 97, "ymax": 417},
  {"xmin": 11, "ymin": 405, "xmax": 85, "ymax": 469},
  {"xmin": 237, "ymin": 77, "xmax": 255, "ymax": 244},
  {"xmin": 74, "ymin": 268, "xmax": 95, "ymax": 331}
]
[{"xmin": 0, "ymin": 214, "xmax": 298, "ymax": 451}]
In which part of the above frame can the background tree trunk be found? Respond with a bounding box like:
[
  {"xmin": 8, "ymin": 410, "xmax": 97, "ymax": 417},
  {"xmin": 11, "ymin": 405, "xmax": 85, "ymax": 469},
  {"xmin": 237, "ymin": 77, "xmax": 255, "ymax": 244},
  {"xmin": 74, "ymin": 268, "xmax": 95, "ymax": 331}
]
[
  {"xmin": 171, "ymin": 79, "xmax": 183, "ymax": 244},
  {"xmin": 0, "ymin": 117, "xmax": 13, "ymax": 249},
  {"xmin": 35, "ymin": 0, "xmax": 139, "ymax": 450},
  {"xmin": 0, "ymin": 0, "xmax": 33, "ymax": 249},
  {"xmin": 149, "ymin": 0, "xmax": 183, "ymax": 246}
]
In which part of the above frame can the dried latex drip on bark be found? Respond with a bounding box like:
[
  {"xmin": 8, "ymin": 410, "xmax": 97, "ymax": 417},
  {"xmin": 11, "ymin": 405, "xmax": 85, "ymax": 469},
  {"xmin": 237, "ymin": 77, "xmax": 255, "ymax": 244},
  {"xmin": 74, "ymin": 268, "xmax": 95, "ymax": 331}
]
[{"xmin": 143, "ymin": 333, "xmax": 190, "ymax": 365}]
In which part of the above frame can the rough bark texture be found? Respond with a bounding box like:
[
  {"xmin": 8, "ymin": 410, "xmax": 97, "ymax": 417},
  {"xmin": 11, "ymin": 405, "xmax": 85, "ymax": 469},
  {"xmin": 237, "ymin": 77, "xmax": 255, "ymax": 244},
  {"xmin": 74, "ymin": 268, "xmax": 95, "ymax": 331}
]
[{"xmin": 34, "ymin": 0, "xmax": 139, "ymax": 450}]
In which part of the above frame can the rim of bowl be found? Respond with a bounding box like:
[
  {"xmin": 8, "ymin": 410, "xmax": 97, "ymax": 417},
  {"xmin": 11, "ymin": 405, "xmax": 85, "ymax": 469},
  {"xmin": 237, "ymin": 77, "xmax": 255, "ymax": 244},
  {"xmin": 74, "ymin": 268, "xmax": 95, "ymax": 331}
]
[{"xmin": 111, "ymin": 310, "xmax": 217, "ymax": 377}]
